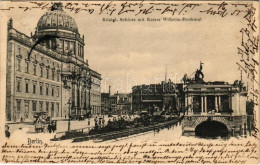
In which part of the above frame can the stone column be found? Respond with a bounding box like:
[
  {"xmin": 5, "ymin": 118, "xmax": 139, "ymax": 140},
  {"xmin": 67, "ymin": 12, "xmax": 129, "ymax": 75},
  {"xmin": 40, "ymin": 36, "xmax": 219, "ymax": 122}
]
[
  {"xmin": 188, "ymin": 95, "xmax": 190, "ymax": 113},
  {"xmin": 187, "ymin": 95, "xmax": 191, "ymax": 112},
  {"xmin": 218, "ymin": 96, "xmax": 221, "ymax": 111},
  {"xmin": 185, "ymin": 94, "xmax": 188, "ymax": 115},
  {"xmin": 75, "ymin": 83, "xmax": 78, "ymax": 115},
  {"xmin": 229, "ymin": 95, "xmax": 232, "ymax": 112},
  {"xmin": 201, "ymin": 96, "xmax": 204, "ymax": 113},
  {"xmin": 84, "ymin": 90, "xmax": 87, "ymax": 110},
  {"xmin": 215, "ymin": 96, "xmax": 218, "ymax": 112},
  {"xmin": 191, "ymin": 96, "xmax": 193, "ymax": 113},
  {"xmin": 204, "ymin": 96, "xmax": 207, "ymax": 113},
  {"xmin": 185, "ymin": 95, "xmax": 188, "ymax": 108},
  {"xmin": 72, "ymin": 82, "xmax": 75, "ymax": 108},
  {"xmin": 78, "ymin": 83, "xmax": 82, "ymax": 115},
  {"xmin": 81, "ymin": 90, "xmax": 84, "ymax": 115},
  {"xmin": 236, "ymin": 93, "xmax": 240, "ymax": 115}
]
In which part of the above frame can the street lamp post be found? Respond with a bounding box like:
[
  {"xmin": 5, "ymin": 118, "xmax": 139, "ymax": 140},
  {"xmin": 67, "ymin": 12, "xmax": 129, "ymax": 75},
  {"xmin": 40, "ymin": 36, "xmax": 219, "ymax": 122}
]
[{"xmin": 61, "ymin": 69, "xmax": 79, "ymax": 131}]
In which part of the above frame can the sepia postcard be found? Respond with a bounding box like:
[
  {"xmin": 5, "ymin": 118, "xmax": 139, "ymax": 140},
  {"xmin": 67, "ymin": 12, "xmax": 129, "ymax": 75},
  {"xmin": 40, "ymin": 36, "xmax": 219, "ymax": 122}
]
[{"xmin": 0, "ymin": 0, "xmax": 259, "ymax": 164}]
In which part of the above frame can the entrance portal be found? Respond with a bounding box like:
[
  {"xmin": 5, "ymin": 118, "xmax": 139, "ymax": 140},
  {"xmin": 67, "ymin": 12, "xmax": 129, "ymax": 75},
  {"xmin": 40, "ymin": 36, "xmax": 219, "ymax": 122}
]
[{"xmin": 195, "ymin": 120, "xmax": 228, "ymax": 138}]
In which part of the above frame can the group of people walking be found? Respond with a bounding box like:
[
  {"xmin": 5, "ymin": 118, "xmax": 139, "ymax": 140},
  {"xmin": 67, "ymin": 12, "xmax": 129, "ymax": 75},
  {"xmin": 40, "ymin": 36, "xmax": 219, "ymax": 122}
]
[
  {"xmin": 93, "ymin": 115, "xmax": 134, "ymax": 129},
  {"xmin": 94, "ymin": 116, "xmax": 105, "ymax": 129}
]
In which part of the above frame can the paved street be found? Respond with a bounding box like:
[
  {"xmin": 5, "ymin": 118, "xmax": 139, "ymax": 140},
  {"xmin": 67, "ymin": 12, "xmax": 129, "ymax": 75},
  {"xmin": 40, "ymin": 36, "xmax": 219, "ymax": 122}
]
[
  {"xmin": 7, "ymin": 115, "xmax": 138, "ymax": 135},
  {"xmin": 4, "ymin": 115, "xmax": 139, "ymax": 143}
]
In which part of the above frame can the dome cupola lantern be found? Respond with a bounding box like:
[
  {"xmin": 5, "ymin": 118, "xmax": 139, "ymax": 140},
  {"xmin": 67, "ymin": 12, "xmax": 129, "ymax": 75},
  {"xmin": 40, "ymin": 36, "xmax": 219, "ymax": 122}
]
[{"xmin": 51, "ymin": 2, "xmax": 63, "ymax": 11}]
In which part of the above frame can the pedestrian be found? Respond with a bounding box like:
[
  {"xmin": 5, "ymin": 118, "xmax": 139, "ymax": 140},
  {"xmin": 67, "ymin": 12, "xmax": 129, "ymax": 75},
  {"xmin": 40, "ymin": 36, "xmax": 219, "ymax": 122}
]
[
  {"xmin": 43, "ymin": 122, "xmax": 48, "ymax": 133},
  {"xmin": 88, "ymin": 118, "xmax": 90, "ymax": 125},
  {"xmin": 99, "ymin": 118, "xmax": 102, "ymax": 126},
  {"xmin": 94, "ymin": 116, "xmax": 98, "ymax": 123},
  {"xmin": 48, "ymin": 122, "xmax": 52, "ymax": 133},
  {"xmin": 5, "ymin": 125, "xmax": 10, "ymax": 139},
  {"xmin": 51, "ymin": 121, "xmax": 57, "ymax": 133},
  {"xmin": 35, "ymin": 120, "xmax": 42, "ymax": 133},
  {"xmin": 102, "ymin": 118, "xmax": 105, "ymax": 127},
  {"xmin": 94, "ymin": 120, "xmax": 98, "ymax": 129},
  {"xmin": 108, "ymin": 119, "xmax": 112, "ymax": 126}
]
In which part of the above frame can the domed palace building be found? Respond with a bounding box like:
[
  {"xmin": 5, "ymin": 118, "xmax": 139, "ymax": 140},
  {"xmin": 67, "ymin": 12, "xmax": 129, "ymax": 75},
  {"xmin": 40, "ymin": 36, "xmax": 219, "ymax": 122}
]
[{"xmin": 6, "ymin": 3, "xmax": 102, "ymax": 122}]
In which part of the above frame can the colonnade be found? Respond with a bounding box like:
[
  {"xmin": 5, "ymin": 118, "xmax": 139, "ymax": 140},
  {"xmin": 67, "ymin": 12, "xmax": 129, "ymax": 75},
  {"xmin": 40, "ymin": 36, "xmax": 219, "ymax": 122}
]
[
  {"xmin": 186, "ymin": 95, "xmax": 222, "ymax": 114},
  {"xmin": 71, "ymin": 81, "xmax": 87, "ymax": 115}
]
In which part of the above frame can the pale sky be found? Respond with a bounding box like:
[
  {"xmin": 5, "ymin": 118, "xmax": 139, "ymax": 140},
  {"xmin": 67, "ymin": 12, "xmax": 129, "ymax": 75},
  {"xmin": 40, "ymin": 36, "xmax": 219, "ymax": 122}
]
[{"xmin": 1, "ymin": 2, "xmax": 244, "ymax": 94}]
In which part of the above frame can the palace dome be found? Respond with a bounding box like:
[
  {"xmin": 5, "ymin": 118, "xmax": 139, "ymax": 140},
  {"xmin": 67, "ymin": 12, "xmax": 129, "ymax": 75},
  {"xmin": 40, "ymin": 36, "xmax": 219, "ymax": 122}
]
[{"xmin": 36, "ymin": 3, "xmax": 78, "ymax": 33}]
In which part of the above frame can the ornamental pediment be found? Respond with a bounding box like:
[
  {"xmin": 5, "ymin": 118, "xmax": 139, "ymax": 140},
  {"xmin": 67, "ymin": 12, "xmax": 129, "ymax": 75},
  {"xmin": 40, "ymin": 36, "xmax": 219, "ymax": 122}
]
[
  {"xmin": 33, "ymin": 60, "xmax": 38, "ymax": 65},
  {"xmin": 40, "ymin": 62, "xmax": 44, "ymax": 67},
  {"xmin": 16, "ymin": 54, "xmax": 23, "ymax": 59}
]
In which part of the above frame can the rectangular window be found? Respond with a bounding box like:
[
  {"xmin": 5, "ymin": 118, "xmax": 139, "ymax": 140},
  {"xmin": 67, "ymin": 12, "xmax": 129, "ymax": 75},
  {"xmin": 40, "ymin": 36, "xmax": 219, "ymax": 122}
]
[
  {"xmin": 51, "ymin": 102, "xmax": 54, "ymax": 117},
  {"xmin": 56, "ymin": 103, "xmax": 59, "ymax": 117},
  {"xmin": 39, "ymin": 101, "xmax": 43, "ymax": 112},
  {"xmin": 70, "ymin": 42, "xmax": 75, "ymax": 54},
  {"xmin": 46, "ymin": 86, "xmax": 49, "ymax": 95},
  {"xmin": 33, "ymin": 84, "xmax": 36, "ymax": 94},
  {"xmin": 25, "ymin": 62, "xmax": 29, "ymax": 73},
  {"xmin": 81, "ymin": 45, "xmax": 83, "ymax": 57},
  {"xmin": 33, "ymin": 65, "xmax": 37, "ymax": 75},
  {"xmin": 46, "ymin": 102, "xmax": 49, "ymax": 113},
  {"xmin": 25, "ymin": 83, "xmax": 29, "ymax": 93},
  {"xmin": 40, "ymin": 67, "xmax": 43, "ymax": 77},
  {"xmin": 17, "ymin": 81, "xmax": 21, "ymax": 92},
  {"xmin": 81, "ymin": 46, "xmax": 83, "ymax": 57},
  {"xmin": 52, "ymin": 88, "xmax": 54, "ymax": 96},
  {"xmin": 57, "ymin": 88, "xmax": 59, "ymax": 97},
  {"xmin": 51, "ymin": 39, "xmax": 56, "ymax": 50},
  {"xmin": 17, "ymin": 59, "xmax": 21, "ymax": 71},
  {"xmin": 16, "ymin": 100, "xmax": 21, "ymax": 112},
  {"xmin": 52, "ymin": 70, "xmax": 55, "ymax": 80},
  {"xmin": 46, "ymin": 68, "xmax": 49, "ymax": 79},
  {"xmin": 64, "ymin": 41, "xmax": 69, "ymax": 53},
  {"xmin": 24, "ymin": 101, "xmax": 29, "ymax": 118},
  {"xmin": 57, "ymin": 72, "xmax": 60, "ymax": 82},
  {"xmin": 40, "ymin": 85, "xmax": 43, "ymax": 95},
  {"xmin": 79, "ymin": 46, "xmax": 81, "ymax": 57},
  {"xmin": 33, "ymin": 101, "xmax": 37, "ymax": 112}
]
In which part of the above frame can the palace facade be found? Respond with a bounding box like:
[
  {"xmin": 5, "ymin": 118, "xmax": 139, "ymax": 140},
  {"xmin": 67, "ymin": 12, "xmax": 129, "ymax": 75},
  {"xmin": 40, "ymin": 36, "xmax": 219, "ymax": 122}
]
[{"xmin": 6, "ymin": 3, "xmax": 102, "ymax": 122}]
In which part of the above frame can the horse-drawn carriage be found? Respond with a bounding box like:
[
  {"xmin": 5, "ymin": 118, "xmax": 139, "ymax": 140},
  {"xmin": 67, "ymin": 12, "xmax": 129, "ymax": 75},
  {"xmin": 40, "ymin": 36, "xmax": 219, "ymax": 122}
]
[
  {"xmin": 34, "ymin": 112, "xmax": 56, "ymax": 133},
  {"xmin": 35, "ymin": 120, "xmax": 48, "ymax": 133}
]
